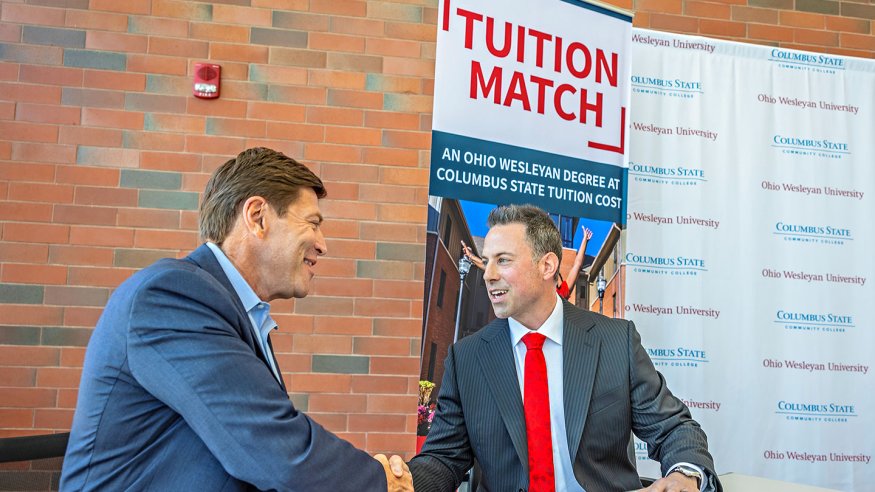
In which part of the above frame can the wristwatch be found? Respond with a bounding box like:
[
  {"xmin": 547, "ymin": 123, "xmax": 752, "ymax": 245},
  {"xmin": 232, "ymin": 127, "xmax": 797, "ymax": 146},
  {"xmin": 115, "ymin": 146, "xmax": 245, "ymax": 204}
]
[{"xmin": 670, "ymin": 465, "xmax": 702, "ymax": 488}]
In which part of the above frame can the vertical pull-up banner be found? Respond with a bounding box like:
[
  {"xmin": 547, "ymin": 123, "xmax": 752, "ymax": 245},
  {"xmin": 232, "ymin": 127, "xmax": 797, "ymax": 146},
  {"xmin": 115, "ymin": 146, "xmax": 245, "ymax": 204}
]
[
  {"xmin": 418, "ymin": 0, "xmax": 632, "ymax": 447},
  {"xmin": 429, "ymin": 0, "xmax": 632, "ymax": 223}
]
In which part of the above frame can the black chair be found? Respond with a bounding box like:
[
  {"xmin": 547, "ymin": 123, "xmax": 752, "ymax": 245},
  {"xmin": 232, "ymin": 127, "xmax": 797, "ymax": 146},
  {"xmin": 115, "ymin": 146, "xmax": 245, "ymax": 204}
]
[{"xmin": 0, "ymin": 433, "xmax": 69, "ymax": 491}]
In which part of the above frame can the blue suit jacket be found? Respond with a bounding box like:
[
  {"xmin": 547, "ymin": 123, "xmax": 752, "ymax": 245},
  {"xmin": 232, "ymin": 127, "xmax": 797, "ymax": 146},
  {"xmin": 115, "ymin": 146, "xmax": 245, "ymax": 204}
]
[
  {"xmin": 410, "ymin": 302, "xmax": 721, "ymax": 492},
  {"xmin": 61, "ymin": 244, "xmax": 386, "ymax": 491}
]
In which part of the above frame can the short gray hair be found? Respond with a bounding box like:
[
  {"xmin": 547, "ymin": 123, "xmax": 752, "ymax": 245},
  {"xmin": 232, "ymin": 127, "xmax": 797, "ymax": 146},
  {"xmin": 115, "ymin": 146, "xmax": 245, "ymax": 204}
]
[{"xmin": 487, "ymin": 204, "xmax": 563, "ymax": 279}]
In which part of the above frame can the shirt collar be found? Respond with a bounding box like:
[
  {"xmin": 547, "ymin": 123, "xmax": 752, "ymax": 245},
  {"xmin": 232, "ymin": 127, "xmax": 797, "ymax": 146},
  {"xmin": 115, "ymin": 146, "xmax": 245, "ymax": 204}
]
[
  {"xmin": 205, "ymin": 242, "xmax": 272, "ymax": 323},
  {"xmin": 508, "ymin": 294, "xmax": 564, "ymax": 347}
]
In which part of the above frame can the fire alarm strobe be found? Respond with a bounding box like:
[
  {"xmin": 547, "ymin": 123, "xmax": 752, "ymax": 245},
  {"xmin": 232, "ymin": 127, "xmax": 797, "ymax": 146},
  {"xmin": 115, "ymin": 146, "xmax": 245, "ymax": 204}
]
[{"xmin": 193, "ymin": 63, "xmax": 221, "ymax": 99}]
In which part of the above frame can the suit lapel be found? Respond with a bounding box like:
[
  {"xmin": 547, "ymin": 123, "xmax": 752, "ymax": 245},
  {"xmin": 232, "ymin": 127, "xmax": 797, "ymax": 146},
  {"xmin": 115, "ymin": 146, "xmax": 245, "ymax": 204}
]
[
  {"xmin": 186, "ymin": 244, "xmax": 286, "ymax": 391},
  {"xmin": 477, "ymin": 319, "xmax": 528, "ymax": 466},
  {"xmin": 562, "ymin": 301, "xmax": 600, "ymax": 458}
]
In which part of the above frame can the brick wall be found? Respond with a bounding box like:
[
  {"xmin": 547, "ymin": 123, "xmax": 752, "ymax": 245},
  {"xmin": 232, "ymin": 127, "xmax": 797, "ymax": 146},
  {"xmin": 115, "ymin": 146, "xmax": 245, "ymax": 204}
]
[{"xmin": 0, "ymin": 0, "xmax": 872, "ymax": 466}]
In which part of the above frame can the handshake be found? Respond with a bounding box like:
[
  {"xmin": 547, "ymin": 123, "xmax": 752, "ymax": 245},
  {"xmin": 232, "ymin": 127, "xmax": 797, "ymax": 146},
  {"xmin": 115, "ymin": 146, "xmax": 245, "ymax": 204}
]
[{"xmin": 374, "ymin": 454, "xmax": 414, "ymax": 492}]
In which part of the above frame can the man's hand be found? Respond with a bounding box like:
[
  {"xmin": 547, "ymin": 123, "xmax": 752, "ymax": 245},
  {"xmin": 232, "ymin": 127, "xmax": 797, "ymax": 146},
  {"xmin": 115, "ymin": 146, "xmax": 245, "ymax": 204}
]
[
  {"xmin": 374, "ymin": 454, "xmax": 413, "ymax": 492},
  {"xmin": 635, "ymin": 471, "xmax": 698, "ymax": 492}
]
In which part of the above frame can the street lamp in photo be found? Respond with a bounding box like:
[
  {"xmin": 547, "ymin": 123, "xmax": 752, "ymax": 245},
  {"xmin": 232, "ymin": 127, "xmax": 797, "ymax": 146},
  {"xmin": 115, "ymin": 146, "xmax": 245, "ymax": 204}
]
[{"xmin": 453, "ymin": 255, "xmax": 472, "ymax": 343}]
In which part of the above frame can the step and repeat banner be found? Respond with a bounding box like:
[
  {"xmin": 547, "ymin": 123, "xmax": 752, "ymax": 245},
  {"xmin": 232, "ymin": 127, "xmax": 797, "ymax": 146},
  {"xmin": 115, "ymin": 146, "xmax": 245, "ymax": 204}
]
[{"xmin": 625, "ymin": 29, "xmax": 874, "ymax": 491}]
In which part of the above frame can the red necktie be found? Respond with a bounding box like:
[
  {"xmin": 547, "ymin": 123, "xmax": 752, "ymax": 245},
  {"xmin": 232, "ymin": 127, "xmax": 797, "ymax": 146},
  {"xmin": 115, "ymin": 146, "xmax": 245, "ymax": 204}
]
[{"xmin": 522, "ymin": 332, "xmax": 555, "ymax": 492}]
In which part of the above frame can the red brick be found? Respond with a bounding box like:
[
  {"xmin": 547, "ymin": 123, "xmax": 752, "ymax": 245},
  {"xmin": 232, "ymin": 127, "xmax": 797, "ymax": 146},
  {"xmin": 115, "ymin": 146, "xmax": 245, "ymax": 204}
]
[
  {"xmin": 129, "ymin": 15, "xmax": 189, "ymax": 37},
  {"xmin": 382, "ymin": 130, "xmax": 430, "ymax": 150},
  {"xmin": 81, "ymin": 108, "xmax": 144, "ymax": 130},
  {"xmin": 311, "ymin": 277, "xmax": 373, "ymax": 297},
  {"xmin": 348, "ymin": 413, "xmax": 407, "ymax": 432},
  {"xmin": 650, "ymin": 13, "xmax": 699, "ymax": 33},
  {"xmin": 60, "ymin": 347, "xmax": 86, "ymax": 367},
  {"xmin": 354, "ymin": 299, "xmax": 411, "ymax": 318},
  {"xmin": 313, "ymin": 316, "xmax": 372, "ymax": 335},
  {"xmin": 48, "ymin": 245, "xmax": 114, "ymax": 266},
  {"xmin": 373, "ymin": 280, "xmax": 423, "ymax": 300},
  {"xmin": 309, "ymin": 394, "xmax": 367, "ymax": 413},
  {"xmin": 826, "ymin": 16, "xmax": 870, "ymax": 34},
  {"xmin": 309, "ymin": 33, "xmax": 366, "ymax": 53},
  {"xmin": 331, "ymin": 17, "xmax": 384, "ymax": 37},
  {"xmin": 36, "ymin": 367, "xmax": 82, "ymax": 388},
  {"xmin": 699, "ymin": 19, "xmax": 747, "ymax": 37},
  {"xmin": 327, "ymin": 89, "xmax": 383, "ymax": 110},
  {"xmin": 90, "ymin": 0, "xmax": 150, "ymax": 15},
  {"xmin": 83, "ymin": 70, "xmax": 145, "ymax": 91},
  {"xmin": 15, "ymin": 103, "xmax": 79, "ymax": 125},
  {"xmin": 55, "ymin": 165, "xmax": 119, "ymax": 186},
  {"xmin": 248, "ymin": 64, "xmax": 308, "ymax": 85},
  {"xmin": 0, "ymin": 346, "xmax": 61, "ymax": 367},
  {"xmin": 2, "ymin": 263, "xmax": 67, "ymax": 284},
  {"xmin": 272, "ymin": 353, "xmax": 311, "ymax": 372},
  {"xmin": 350, "ymin": 375, "xmax": 409, "ymax": 395},
  {"xmin": 149, "ymin": 37, "xmax": 209, "ymax": 58},
  {"xmin": 19, "ymin": 65, "xmax": 83, "ymax": 86},
  {"xmin": 366, "ymin": 432, "xmax": 415, "ymax": 455},
  {"xmin": 384, "ymin": 21, "xmax": 436, "ymax": 42},
  {"xmin": 126, "ymin": 54, "xmax": 188, "ymax": 75},
  {"xmin": 0, "ymin": 242, "xmax": 49, "ymax": 263},
  {"xmin": 686, "ymin": 1, "xmax": 731, "ymax": 19},
  {"xmin": 264, "ymin": 122, "xmax": 325, "ymax": 142},
  {"xmin": 247, "ymin": 101, "xmax": 306, "ymax": 122},
  {"xmin": 0, "ymin": 122, "xmax": 58, "ymax": 143},
  {"xmin": 212, "ymin": 5, "xmax": 272, "ymax": 26},
  {"xmin": 133, "ymin": 230, "xmax": 198, "ymax": 250},
  {"xmin": 86, "ymin": 30, "xmax": 148, "ymax": 52},
  {"xmin": 781, "ymin": 11, "xmax": 825, "ymax": 28},
  {"xmin": 63, "ymin": 306, "xmax": 105, "ymax": 326},
  {"xmin": 311, "ymin": 0, "xmax": 366, "ymax": 16},
  {"xmin": 307, "ymin": 70, "xmax": 366, "ymax": 90},
  {"xmin": 0, "ymin": 82, "xmax": 61, "ymax": 104},
  {"xmin": 3, "ymin": 222, "xmax": 69, "ymax": 244},
  {"xmin": 8, "ymin": 182, "xmax": 74, "ymax": 203},
  {"xmin": 122, "ymin": 131, "xmax": 185, "ymax": 151},
  {"xmin": 794, "ymin": 28, "xmax": 838, "ymax": 46},
  {"xmin": 364, "ymin": 111, "xmax": 420, "ymax": 131},
  {"xmin": 309, "ymin": 413, "xmax": 348, "ymax": 432},
  {"xmin": 58, "ymin": 126, "xmax": 123, "ymax": 147},
  {"xmin": 117, "ymin": 208, "xmax": 181, "ymax": 229},
  {"xmin": 303, "ymin": 143, "xmax": 362, "ymax": 164},
  {"xmin": 1, "ymin": 4, "xmax": 66, "ymax": 26},
  {"xmin": 33, "ymin": 409, "xmax": 74, "ymax": 428},
  {"xmin": 0, "ymin": 388, "xmax": 57, "ymax": 408},
  {"xmin": 65, "ymin": 9, "xmax": 128, "ymax": 31},
  {"xmin": 69, "ymin": 225, "xmax": 134, "ymax": 247},
  {"xmin": 370, "ymin": 355, "xmax": 418, "ymax": 375},
  {"xmin": 187, "ymin": 98, "xmax": 247, "ymax": 118},
  {"xmin": 189, "ymin": 22, "xmax": 249, "ymax": 43},
  {"xmin": 0, "ymin": 367, "xmax": 37, "ymax": 387},
  {"xmin": 306, "ymin": 107, "xmax": 363, "ymax": 126},
  {"xmin": 366, "ymin": 38, "xmax": 421, "ymax": 58},
  {"xmin": 284, "ymin": 373, "xmax": 351, "ymax": 393},
  {"xmin": 366, "ymin": 394, "xmax": 415, "ymax": 413},
  {"xmin": 76, "ymin": 146, "xmax": 139, "ymax": 168},
  {"xmin": 749, "ymin": 23, "xmax": 794, "ymax": 41},
  {"xmin": 840, "ymin": 32, "xmax": 875, "ymax": 49},
  {"xmin": 294, "ymin": 296, "xmax": 355, "ymax": 317},
  {"xmin": 0, "ymin": 201, "xmax": 53, "ymax": 222},
  {"xmin": 324, "ymin": 126, "xmax": 381, "ymax": 146},
  {"xmin": 383, "ymin": 57, "xmax": 434, "ymax": 77},
  {"xmin": 207, "ymin": 117, "xmax": 265, "ymax": 138},
  {"xmin": 67, "ymin": 266, "xmax": 135, "ymax": 287},
  {"xmin": 0, "ymin": 409, "xmax": 33, "ymax": 428},
  {"xmin": 210, "ymin": 43, "xmax": 269, "ymax": 63},
  {"xmin": 140, "ymin": 151, "xmax": 202, "ymax": 172},
  {"xmin": 53, "ymin": 204, "xmax": 118, "ymax": 226},
  {"xmin": 373, "ymin": 318, "xmax": 420, "ymax": 338},
  {"xmin": 185, "ymin": 135, "xmax": 247, "ymax": 156}
]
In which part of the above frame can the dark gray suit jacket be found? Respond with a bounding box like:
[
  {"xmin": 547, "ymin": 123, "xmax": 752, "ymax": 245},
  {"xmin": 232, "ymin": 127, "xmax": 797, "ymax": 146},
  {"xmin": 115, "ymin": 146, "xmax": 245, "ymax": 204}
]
[
  {"xmin": 61, "ymin": 244, "xmax": 386, "ymax": 491},
  {"xmin": 410, "ymin": 301, "xmax": 720, "ymax": 492}
]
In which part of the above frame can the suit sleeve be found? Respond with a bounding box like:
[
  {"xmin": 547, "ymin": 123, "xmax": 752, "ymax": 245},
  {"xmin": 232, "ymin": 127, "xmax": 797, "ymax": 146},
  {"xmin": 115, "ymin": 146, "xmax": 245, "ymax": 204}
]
[
  {"xmin": 626, "ymin": 320, "xmax": 722, "ymax": 491},
  {"xmin": 408, "ymin": 344, "xmax": 473, "ymax": 492},
  {"xmin": 125, "ymin": 267, "xmax": 386, "ymax": 492}
]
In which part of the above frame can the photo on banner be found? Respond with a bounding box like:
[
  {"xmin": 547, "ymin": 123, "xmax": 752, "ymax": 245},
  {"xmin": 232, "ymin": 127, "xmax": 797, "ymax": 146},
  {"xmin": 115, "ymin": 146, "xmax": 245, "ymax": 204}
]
[{"xmin": 417, "ymin": 0, "xmax": 632, "ymax": 443}]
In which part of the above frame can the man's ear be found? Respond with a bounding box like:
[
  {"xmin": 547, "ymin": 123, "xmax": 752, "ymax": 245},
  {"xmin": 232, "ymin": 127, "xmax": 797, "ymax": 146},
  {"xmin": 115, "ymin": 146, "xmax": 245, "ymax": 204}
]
[
  {"xmin": 241, "ymin": 196, "xmax": 269, "ymax": 239},
  {"xmin": 541, "ymin": 251, "xmax": 560, "ymax": 281}
]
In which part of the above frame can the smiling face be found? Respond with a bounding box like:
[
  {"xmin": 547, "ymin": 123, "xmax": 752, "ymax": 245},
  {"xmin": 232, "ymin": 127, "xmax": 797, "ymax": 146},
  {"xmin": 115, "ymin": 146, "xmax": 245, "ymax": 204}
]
[
  {"xmin": 256, "ymin": 187, "xmax": 327, "ymax": 301},
  {"xmin": 481, "ymin": 223, "xmax": 559, "ymax": 330}
]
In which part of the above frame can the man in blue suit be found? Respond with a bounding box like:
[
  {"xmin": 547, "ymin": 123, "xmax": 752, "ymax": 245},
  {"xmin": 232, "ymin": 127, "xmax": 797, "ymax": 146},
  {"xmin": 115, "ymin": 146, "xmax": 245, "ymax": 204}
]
[
  {"xmin": 409, "ymin": 205, "xmax": 720, "ymax": 492},
  {"xmin": 61, "ymin": 148, "xmax": 412, "ymax": 491}
]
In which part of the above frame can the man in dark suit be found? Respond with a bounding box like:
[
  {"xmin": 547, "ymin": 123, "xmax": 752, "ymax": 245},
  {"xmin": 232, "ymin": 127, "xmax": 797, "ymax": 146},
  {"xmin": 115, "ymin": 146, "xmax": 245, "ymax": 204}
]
[
  {"xmin": 410, "ymin": 204, "xmax": 721, "ymax": 492},
  {"xmin": 61, "ymin": 148, "xmax": 412, "ymax": 491}
]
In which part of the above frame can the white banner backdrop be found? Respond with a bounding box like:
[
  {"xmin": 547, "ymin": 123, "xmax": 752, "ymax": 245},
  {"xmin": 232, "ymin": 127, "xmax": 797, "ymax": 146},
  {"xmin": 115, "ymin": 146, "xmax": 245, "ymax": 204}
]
[{"xmin": 625, "ymin": 29, "xmax": 874, "ymax": 491}]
